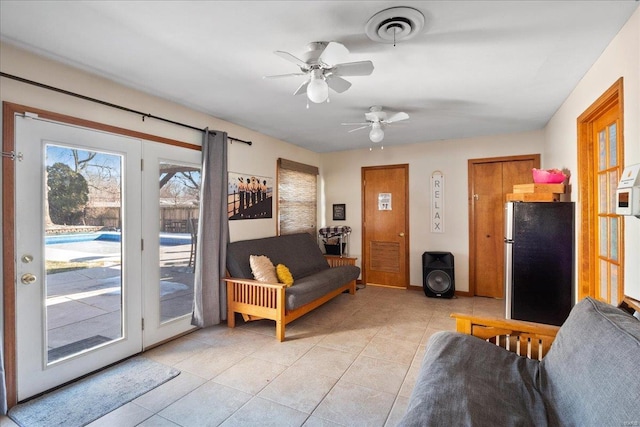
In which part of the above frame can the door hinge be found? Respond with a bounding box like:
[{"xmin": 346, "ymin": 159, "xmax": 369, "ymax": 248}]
[
  {"xmin": 1, "ymin": 151, "xmax": 23, "ymax": 161},
  {"xmin": 141, "ymin": 158, "xmax": 144, "ymax": 171},
  {"xmin": 141, "ymin": 238, "xmax": 144, "ymax": 251},
  {"xmin": 142, "ymin": 318, "xmax": 145, "ymax": 330}
]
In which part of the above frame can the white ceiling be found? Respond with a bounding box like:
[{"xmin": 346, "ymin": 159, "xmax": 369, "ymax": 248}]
[{"xmin": 1, "ymin": 1, "xmax": 637, "ymax": 153}]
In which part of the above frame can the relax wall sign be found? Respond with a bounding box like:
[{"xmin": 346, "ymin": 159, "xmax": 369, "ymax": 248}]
[{"xmin": 431, "ymin": 171, "xmax": 444, "ymax": 233}]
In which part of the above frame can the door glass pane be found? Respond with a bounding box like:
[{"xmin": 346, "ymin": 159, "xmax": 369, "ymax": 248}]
[
  {"xmin": 611, "ymin": 264, "xmax": 619, "ymax": 304},
  {"xmin": 610, "ymin": 218, "xmax": 618, "ymax": 261},
  {"xmin": 608, "ymin": 123, "xmax": 617, "ymax": 167},
  {"xmin": 45, "ymin": 145, "xmax": 123, "ymax": 363},
  {"xmin": 608, "ymin": 170, "xmax": 618, "ymax": 214},
  {"xmin": 599, "ymin": 174, "xmax": 607, "ymax": 212},
  {"xmin": 599, "ymin": 217, "xmax": 608, "ymax": 257},
  {"xmin": 598, "ymin": 130, "xmax": 606, "ymax": 170},
  {"xmin": 159, "ymin": 162, "xmax": 201, "ymax": 323},
  {"xmin": 599, "ymin": 260, "xmax": 608, "ymax": 300}
]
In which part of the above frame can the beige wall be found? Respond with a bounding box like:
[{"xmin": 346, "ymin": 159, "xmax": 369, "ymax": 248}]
[
  {"xmin": 544, "ymin": 7, "xmax": 640, "ymax": 299},
  {"xmin": 320, "ymin": 130, "xmax": 543, "ymax": 292}
]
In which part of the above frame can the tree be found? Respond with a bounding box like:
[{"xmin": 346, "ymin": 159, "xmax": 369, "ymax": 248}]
[{"xmin": 47, "ymin": 162, "xmax": 89, "ymax": 225}]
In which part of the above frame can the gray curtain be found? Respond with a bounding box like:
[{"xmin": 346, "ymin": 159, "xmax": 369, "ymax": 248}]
[{"xmin": 191, "ymin": 129, "xmax": 229, "ymax": 327}]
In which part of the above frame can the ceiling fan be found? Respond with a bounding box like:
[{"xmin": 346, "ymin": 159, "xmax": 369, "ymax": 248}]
[
  {"xmin": 342, "ymin": 106, "xmax": 410, "ymax": 143},
  {"xmin": 264, "ymin": 41, "xmax": 374, "ymax": 104}
]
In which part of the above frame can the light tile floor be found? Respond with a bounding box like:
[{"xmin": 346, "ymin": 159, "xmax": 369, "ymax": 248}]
[{"xmin": 2, "ymin": 286, "xmax": 503, "ymax": 427}]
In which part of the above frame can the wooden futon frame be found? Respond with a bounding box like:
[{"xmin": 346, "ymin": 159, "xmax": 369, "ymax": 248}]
[
  {"xmin": 451, "ymin": 296, "xmax": 640, "ymax": 360},
  {"xmin": 224, "ymin": 255, "xmax": 357, "ymax": 341}
]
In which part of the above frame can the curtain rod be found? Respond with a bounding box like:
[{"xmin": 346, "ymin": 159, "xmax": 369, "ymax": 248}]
[{"xmin": 0, "ymin": 72, "xmax": 252, "ymax": 146}]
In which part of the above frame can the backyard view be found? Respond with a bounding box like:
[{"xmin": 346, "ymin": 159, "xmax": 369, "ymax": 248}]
[{"xmin": 44, "ymin": 145, "xmax": 200, "ymax": 362}]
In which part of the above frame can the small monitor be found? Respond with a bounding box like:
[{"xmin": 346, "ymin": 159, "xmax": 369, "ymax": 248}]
[
  {"xmin": 618, "ymin": 190, "xmax": 629, "ymax": 208},
  {"xmin": 616, "ymin": 187, "xmax": 640, "ymax": 216}
]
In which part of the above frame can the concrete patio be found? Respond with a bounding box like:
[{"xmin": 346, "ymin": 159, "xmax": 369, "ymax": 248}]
[{"xmin": 45, "ymin": 237, "xmax": 195, "ymax": 361}]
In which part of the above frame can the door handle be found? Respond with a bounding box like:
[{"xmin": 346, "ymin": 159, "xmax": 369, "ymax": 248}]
[
  {"xmin": 398, "ymin": 232, "xmax": 405, "ymax": 237},
  {"xmin": 21, "ymin": 273, "xmax": 37, "ymax": 285}
]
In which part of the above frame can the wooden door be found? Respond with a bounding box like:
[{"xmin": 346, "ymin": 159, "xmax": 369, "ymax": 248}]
[
  {"xmin": 362, "ymin": 165, "xmax": 409, "ymax": 288},
  {"xmin": 577, "ymin": 78, "xmax": 624, "ymax": 304},
  {"xmin": 469, "ymin": 155, "xmax": 540, "ymax": 298}
]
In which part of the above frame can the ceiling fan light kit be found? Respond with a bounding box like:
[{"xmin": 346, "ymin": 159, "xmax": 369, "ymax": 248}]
[
  {"xmin": 307, "ymin": 69, "xmax": 329, "ymax": 103},
  {"xmin": 369, "ymin": 122, "xmax": 384, "ymax": 143}
]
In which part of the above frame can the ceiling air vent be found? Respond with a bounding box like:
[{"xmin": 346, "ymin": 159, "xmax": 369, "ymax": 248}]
[{"xmin": 365, "ymin": 6, "xmax": 425, "ymax": 45}]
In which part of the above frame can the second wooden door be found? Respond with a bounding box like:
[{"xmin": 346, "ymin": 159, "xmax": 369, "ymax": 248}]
[{"xmin": 362, "ymin": 164, "xmax": 409, "ymax": 288}]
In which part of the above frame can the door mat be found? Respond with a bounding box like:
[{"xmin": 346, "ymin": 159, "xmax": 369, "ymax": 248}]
[{"xmin": 8, "ymin": 356, "xmax": 180, "ymax": 427}]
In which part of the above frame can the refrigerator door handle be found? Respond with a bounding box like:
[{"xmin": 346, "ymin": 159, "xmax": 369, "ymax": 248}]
[
  {"xmin": 504, "ymin": 242, "xmax": 513, "ymax": 319},
  {"xmin": 505, "ymin": 202, "xmax": 514, "ymax": 241}
]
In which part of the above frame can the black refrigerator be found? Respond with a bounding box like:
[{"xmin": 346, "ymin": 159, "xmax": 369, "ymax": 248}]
[{"xmin": 504, "ymin": 202, "xmax": 574, "ymax": 326}]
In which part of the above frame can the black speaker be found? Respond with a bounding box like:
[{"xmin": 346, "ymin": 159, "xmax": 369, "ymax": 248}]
[{"xmin": 423, "ymin": 251, "xmax": 455, "ymax": 298}]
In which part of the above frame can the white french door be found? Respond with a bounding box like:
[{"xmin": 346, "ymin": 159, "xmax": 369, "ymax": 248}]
[
  {"xmin": 141, "ymin": 143, "xmax": 200, "ymax": 345},
  {"xmin": 14, "ymin": 115, "xmax": 199, "ymax": 401},
  {"xmin": 15, "ymin": 116, "xmax": 142, "ymax": 400}
]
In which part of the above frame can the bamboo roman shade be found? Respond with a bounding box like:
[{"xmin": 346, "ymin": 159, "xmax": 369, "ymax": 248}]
[{"xmin": 277, "ymin": 158, "xmax": 318, "ymax": 237}]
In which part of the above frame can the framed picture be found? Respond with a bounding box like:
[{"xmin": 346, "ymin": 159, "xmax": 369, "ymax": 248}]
[
  {"xmin": 228, "ymin": 171, "xmax": 273, "ymax": 220},
  {"xmin": 332, "ymin": 204, "xmax": 346, "ymax": 221}
]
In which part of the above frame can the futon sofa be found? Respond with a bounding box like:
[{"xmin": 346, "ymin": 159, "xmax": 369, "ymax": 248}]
[
  {"xmin": 399, "ymin": 297, "xmax": 640, "ymax": 426},
  {"xmin": 225, "ymin": 233, "xmax": 360, "ymax": 341}
]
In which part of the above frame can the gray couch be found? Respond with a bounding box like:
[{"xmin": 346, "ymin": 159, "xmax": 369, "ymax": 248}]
[
  {"xmin": 399, "ymin": 297, "xmax": 640, "ymax": 426},
  {"xmin": 225, "ymin": 233, "xmax": 360, "ymax": 341}
]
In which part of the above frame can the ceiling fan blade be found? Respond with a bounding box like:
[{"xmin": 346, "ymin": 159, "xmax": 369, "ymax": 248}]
[
  {"xmin": 347, "ymin": 125, "xmax": 370, "ymax": 133},
  {"xmin": 318, "ymin": 41, "xmax": 349, "ymax": 66},
  {"xmin": 326, "ymin": 75, "xmax": 352, "ymax": 93},
  {"xmin": 293, "ymin": 79, "xmax": 309, "ymax": 96},
  {"xmin": 274, "ymin": 50, "xmax": 309, "ymax": 69},
  {"xmin": 385, "ymin": 112, "xmax": 410, "ymax": 123},
  {"xmin": 341, "ymin": 122, "xmax": 370, "ymax": 126},
  {"xmin": 263, "ymin": 72, "xmax": 307, "ymax": 79},
  {"xmin": 332, "ymin": 60, "xmax": 374, "ymax": 77}
]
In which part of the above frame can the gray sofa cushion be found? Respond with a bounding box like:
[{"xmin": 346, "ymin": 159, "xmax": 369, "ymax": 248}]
[
  {"xmin": 285, "ymin": 265, "xmax": 360, "ymax": 310},
  {"xmin": 398, "ymin": 331, "xmax": 547, "ymax": 427},
  {"xmin": 226, "ymin": 233, "xmax": 329, "ymax": 280},
  {"xmin": 540, "ymin": 297, "xmax": 640, "ymax": 427}
]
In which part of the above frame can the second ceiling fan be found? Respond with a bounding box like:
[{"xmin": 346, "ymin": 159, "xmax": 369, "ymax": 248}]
[
  {"xmin": 264, "ymin": 41, "xmax": 374, "ymax": 104},
  {"xmin": 342, "ymin": 106, "xmax": 410, "ymax": 143}
]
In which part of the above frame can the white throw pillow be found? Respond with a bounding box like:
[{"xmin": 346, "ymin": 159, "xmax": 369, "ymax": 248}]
[{"xmin": 249, "ymin": 255, "xmax": 278, "ymax": 283}]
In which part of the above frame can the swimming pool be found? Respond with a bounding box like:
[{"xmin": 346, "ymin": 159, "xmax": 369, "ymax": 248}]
[{"xmin": 45, "ymin": 231, "xmax": 192, "ymax": 246}]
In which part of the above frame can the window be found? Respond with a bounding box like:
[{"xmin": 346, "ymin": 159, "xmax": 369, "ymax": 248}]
[{"xmin": 277, "ymin": 158, "xmax": 318, "ymax": 237}]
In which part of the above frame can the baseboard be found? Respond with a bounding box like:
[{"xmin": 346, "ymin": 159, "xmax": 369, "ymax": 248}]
[
  {"xmin": 358, "ymin": 283, "xmax": 469, "ymax": 295},
  {"xmin": 455, "ymin": 290, "xmax": 473, "ymax": 297}
]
